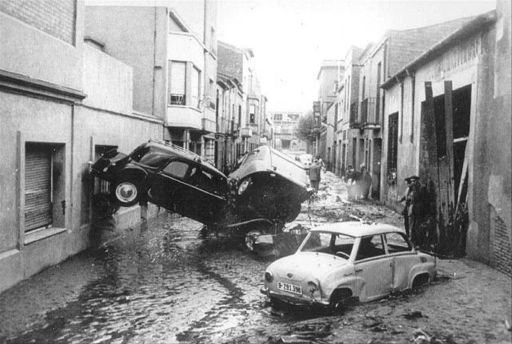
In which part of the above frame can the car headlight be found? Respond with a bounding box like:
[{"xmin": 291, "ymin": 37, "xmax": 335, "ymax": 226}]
[
  {"xmin": 238, "ymin": 178, "xmax": 252, "ymax": 195},
  {"xmin": 307, "ymin": 281, "xmax": 321, "ymax": 299},
  {"xmin": 265, "ymin": 271, "xmax": 273, "ymax": 283}
]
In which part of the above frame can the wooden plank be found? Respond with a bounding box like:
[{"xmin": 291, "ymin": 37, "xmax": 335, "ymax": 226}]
[
  {"xmin": 456, "ymin": 139, "xmax": 470, "ymax": 212},
  {"xmin": 444, "ymin": 81, "xmax": 455, "ymax": 206}
]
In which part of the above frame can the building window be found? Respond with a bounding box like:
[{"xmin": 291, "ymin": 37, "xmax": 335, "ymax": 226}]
[
  {"xmin": 209, "ymin": 79, "xmax": 216, "ymax": 109},
  {"xmin": 169, "ymin": 61, "xmax": 186, "ymax": 105},
  {"xmin": 210, "ymin": 27, "xmax": 216, "ymax": 54},
  {"xmin": 238, "ymin": 105, "xmax": 242, "ymax": 128},
  {"xmin": 25, "ymin": 142, "xmax": 65, "ymax": 233},
  {"xmin": 388, "ymin": 112, "xmax": 399, "ymax": 172},
  {"xmin": 191, "ymin": 65, "xmax": 201, "ymax": 108},
  {"xmin": 274, "ymin": 113, "xmax": 282, "ymax": 121},
  {"xmin": 249, "ymin": 104, "xmax": 256, "ymax": 124}
]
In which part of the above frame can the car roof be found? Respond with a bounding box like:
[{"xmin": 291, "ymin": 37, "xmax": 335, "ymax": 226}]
[
  {"xmin": 310, "ymin": 221, "xmax": 403, "ymax": 237},
  {"xmin": 143, "ymin": 140, "xmax": 225, "ymax": 176}
]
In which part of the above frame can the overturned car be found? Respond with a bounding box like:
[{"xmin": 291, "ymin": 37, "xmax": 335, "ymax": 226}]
[{"xmin": 90, "ymin": 140, "xmax": 312, "ymax": 235}]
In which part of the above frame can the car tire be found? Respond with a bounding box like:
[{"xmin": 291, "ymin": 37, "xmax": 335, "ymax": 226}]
[
  {"xmin": 329, "ymin": 289, "xmax": 352, "ymax": 312},
  {"xmin": 112, "ymin": 177, "xmax": 142, "ymax": 207}
]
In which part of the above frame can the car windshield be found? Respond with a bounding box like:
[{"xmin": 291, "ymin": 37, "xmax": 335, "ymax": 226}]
[
  {"xmin": 130, "ymin": 145, "xmax": 170, "ymax": 168},
  {"xmin": 300, "ymin": 231, "xmax": 355, "ymax": 257}
]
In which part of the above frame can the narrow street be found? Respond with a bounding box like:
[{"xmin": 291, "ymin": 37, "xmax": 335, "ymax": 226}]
[{"xmin": 0, "ymin": 173, "xmax": 510, "ymax": 344}]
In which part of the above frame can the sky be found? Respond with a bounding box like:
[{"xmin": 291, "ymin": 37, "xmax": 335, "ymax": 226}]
[
  {"xmin": 86, "ymin": 0, "xmax": 496, "ymax": 114},
  {"xmin": 216, "ymin": 0, "xmax": 496, "ymax": 113}
]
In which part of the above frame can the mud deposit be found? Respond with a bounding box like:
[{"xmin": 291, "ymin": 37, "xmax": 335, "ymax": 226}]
[{"xmin": 0, "ymin": 173, "xmax": 510, "ymax": 343}]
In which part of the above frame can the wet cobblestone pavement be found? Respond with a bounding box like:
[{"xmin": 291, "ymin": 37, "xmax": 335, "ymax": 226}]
[{"xmin": 0, "ymin": 173, "xmax": 510, "ymax": 344}]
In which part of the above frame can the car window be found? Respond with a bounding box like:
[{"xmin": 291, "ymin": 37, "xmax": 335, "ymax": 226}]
[
  {"xmin": 332, "ymin": 234, "xmax": 356, "ymax": 257},
  {"xmin": 301, "ymin": 232, "xmax": 331, "ymax": 252},
  {"xmin": 385, "ymin": 232, "xmax": 412, "ymax": 253},
  {"xmin": 301, "ymin": 232, "xmax": 355, "ymax": 256},
  {"xmin": 356, "ymin": 235, "xmax": 386, "ymax": 261},
  {"xmin": 163, "ymin": 161, "xmax": 189, "ymax": 178},
  {"xmin": 131, "ymin": 146, "xmax": 169, "ymax": 168},
  {"xmin": 188, "ymin": 167, "xmax": 215, "ymax": 192}
]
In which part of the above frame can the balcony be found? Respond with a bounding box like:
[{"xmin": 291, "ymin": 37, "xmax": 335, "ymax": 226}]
[{"xmin": 360, "ymin": 97, "xmax": 380, "ymax": 129}]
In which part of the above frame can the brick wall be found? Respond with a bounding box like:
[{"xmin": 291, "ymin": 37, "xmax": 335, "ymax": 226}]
[
  {"xmin": 0, "ymin": 0, "xmax": 76, "ymax": 45},
  {"xmin": 490, "ymin": 206, "xmax": 512, "ymax": 276}
]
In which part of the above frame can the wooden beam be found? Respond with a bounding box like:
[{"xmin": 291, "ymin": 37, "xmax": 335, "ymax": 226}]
[{"xmin": 444, "ymin": 81, "xmax": 455, "ymax": 206}]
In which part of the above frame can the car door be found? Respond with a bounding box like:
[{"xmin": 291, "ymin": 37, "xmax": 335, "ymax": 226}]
[
  {"xmin": 384, "ymin": 232, "xmax": 417, "ymax": 291},
  {"xmin": 149, "ymin": 159, "xmax": 191, "ymax": 209},
  {"xmin": 178, "ymin": 164, "xmax": 227, "ymax": 224},
  {"xmin": 150, "ymin": 159, "xmax": 227, "ymax": 224},
  {"xmin": 353, "ymin": 234, "xmax": 393, "ymax": 301}
]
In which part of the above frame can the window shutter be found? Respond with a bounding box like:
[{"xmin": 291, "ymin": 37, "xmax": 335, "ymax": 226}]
[{"xmin": 25, "ymin": 144, "xmax": 52, "ymax": 231}]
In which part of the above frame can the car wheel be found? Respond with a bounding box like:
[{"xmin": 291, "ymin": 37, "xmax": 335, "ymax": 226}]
[
  {"xmin": 412, "ymin": 274, "xmax": 430, "ymax": 290},
  {"xmin": 329, "ymin": 289, "xmax": 352, "ymax": 312},
  {"xmin": 113, "ymin": 177, "xmax": 141, "ymax": 207}
]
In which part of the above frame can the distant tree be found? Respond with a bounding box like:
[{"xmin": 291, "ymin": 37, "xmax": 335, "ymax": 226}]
[{"xmin": 295, "ymin": 111, "xmax": 320, "ymax": 143}]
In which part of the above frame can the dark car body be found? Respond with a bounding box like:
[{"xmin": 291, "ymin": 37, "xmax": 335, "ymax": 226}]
[
  {"xmin": 229, "ymin": 146, "xmax": 311, "ymax": 223},
  {"xmin": 91, "ymin": 141, "xmax": 312, "ymax": 231}
]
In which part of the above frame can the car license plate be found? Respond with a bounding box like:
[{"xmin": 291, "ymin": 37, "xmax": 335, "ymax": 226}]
[{"xmin": 277, "ymin": 282, "xmax": 302, "ymax": 295}]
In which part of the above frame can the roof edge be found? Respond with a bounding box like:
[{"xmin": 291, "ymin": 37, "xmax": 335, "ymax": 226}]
[{"xmin": 381, "ymin": 10, "xmax": 497, "ymax": 89}]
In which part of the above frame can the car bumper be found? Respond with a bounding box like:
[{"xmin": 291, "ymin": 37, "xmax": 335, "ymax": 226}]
[{"xmin": 260, "ymin": 287, "xmax": 329, "ymax": 307}]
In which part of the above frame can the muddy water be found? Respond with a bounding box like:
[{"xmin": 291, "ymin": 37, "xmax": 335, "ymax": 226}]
[
  {"xmin": 4, "ymin": 204, "xmax": 507, "ymax": 344},
  {"xmin": 4, "ymin": 214, "xmax": 336, "ymax": 344}
]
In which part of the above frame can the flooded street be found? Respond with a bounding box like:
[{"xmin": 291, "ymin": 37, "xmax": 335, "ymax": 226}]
[{"xmin": 0, "ymin": 174, "xmax": 510, "ymax": 344}]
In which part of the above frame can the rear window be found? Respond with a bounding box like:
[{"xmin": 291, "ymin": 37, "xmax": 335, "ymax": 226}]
[{"xmin": 131, "ymin": 145, "xmax": 170, "ymax": 168}]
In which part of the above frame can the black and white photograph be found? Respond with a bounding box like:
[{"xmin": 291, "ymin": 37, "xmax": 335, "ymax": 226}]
[{"xmin": 0, "ymin": 0, "xmax": 510, "ymax": 343}]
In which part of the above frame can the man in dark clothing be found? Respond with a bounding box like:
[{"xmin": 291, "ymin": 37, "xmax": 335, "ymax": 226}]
[
  {"xmin": 309, "ymin": 159, "xmax": 321, "ymax": 191},
  {"xmin": 399, "ymin": 176, "xmax": 421, "ymax": 244}
]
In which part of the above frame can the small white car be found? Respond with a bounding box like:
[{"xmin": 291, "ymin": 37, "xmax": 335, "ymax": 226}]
[{"xmin": 261, "ymin": 222, "xmax": 436, "ymax": 308}]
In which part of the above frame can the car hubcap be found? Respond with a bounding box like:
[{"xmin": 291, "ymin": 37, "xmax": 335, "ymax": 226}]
[
  {"xmin": 245, "ymin": 230, "xmax": 262, "ymax": 251},
  {"xmin": 115, "ymin": 182, "xmax": 137, "ymax": 203}
]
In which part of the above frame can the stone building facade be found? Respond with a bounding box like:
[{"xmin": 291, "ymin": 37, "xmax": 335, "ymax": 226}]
[{"xmin": 0, "ymin": 0, "xmax": 163, "ymax": 293}]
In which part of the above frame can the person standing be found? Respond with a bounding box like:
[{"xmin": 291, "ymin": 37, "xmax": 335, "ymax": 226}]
[
  {"xmin": 309, "ymin": 159, "xmax": 321, "ymax": 191},
  {"xmin": 399, "ymin": 177, "xmax": 414, "ymax": 238},
  {"xmin": 359, "ymin": 164, "xmax": 372, "ymax": 200},
  {"xmin": 399, "ymin": 176, "xmax": 421, "ymax": 244}
]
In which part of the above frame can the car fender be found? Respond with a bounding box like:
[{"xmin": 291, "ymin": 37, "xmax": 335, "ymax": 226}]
[
  {"xmin": 323, "ymin": 273, "xmax": 361, "ymax": 301},
  {"xmin": 117, "ymin": 164, "xmax": 149, "ymax": 184},
  {"xmin": 407, "ymin": 262, "xmax": 435, "ymax": 288}
]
